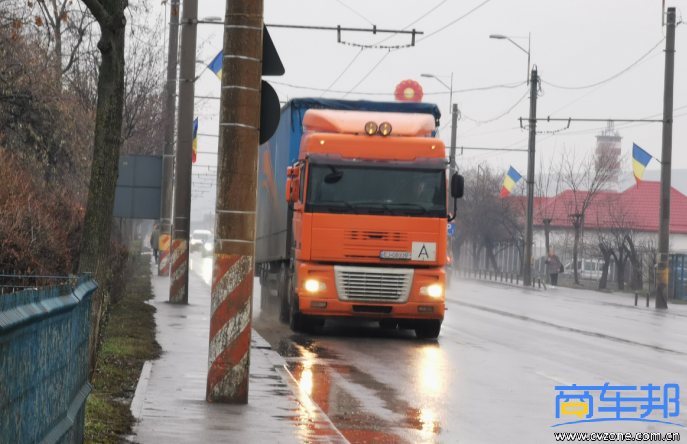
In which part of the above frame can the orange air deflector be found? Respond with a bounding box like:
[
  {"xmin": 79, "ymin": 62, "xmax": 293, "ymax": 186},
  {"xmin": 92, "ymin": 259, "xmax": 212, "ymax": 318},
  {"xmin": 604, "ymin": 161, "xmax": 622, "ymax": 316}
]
[{"xmin": 303, "ymin": 110, "xmax": 435, "ymax": 137}]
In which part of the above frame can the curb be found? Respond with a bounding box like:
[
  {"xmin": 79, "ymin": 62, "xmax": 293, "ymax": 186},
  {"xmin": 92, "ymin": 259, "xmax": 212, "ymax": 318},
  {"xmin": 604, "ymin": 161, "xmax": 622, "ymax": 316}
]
[{"xmin": 130, "ymin": 360, "xmax": 153, "ymax": 421}]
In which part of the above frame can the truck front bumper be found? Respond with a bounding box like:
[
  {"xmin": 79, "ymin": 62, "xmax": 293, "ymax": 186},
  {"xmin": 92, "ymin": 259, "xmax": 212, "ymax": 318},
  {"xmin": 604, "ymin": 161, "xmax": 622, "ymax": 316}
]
[{"xmin": 295, "ymin": 261, "xmax": 445, "ymax": 320}]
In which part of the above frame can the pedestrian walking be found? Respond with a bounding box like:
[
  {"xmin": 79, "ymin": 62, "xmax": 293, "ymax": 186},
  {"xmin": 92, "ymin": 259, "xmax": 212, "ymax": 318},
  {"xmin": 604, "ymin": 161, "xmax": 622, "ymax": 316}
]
[
  {"xmin": 151, "ymin": 224, "xmax": 161, "ymax": 264},
  {"xmin": 545, "ymin": 250, "xmax": 563, "ymax": 287}
]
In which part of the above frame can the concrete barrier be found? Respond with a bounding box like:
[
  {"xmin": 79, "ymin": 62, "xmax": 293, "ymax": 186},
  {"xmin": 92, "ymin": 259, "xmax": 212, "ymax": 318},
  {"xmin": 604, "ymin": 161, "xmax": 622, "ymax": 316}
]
[{"xmin": 0, "ymin": 274, "xmax": 97, "ymax": 444}]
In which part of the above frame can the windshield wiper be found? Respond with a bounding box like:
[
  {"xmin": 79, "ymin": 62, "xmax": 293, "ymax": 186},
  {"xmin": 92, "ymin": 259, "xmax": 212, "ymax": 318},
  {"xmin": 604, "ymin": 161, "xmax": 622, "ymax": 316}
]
[
  {"xmin": 350, "ymin": 201, "xmax": 393, "ymax": 215},
  {"xmin": 387, "ymin": 203, "xmax": 432, "ymax": 216},
  {"xmin": 314, "ymin": 201, "xmax": 358, "ymax": 214}
]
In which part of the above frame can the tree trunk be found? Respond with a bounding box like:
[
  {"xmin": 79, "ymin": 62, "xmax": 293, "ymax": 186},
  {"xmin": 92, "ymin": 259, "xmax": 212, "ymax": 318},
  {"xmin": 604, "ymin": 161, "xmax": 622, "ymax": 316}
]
[
  {"xmin": 598, "ymin": 243, "xmax": 612, "ymax": 290},
  {"xmin": 624, "ymin": 236, "xmax": 644, "ymax": 290},
  {"xmin": 484, "ymin": 238, "xmax": 499, "ymax": 271},
  {"xmin": 77, "ymin": 0, "xmax": 128, "ymax": 381},
  {"xmin": 613, "ymin": 249, "xmax": 626, "ymax": 291},
  {"xmin": 573, "ymin": 224, "xmax": 581, "ymax": 285},
  {"xmin": 544, "ymin": 221, "xmax": 551, "ymax": 257}
]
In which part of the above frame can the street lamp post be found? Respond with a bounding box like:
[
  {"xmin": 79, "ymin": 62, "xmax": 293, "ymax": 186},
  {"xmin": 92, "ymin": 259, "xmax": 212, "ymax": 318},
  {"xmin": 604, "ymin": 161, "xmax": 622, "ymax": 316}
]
[
  {"xmin": 490, "ymin": 33, "xmax": 536, "ymax": 286},
  {"xmin": 421, "ymin": 73, "xmax": 457, "ymax": 195}
]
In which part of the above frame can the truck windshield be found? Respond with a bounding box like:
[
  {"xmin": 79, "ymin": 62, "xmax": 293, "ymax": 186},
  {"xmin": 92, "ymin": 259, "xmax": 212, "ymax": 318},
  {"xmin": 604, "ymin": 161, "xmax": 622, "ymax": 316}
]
[{"xmin": 306, "ymin": 165, "xmax": 446, "ymax": 217}]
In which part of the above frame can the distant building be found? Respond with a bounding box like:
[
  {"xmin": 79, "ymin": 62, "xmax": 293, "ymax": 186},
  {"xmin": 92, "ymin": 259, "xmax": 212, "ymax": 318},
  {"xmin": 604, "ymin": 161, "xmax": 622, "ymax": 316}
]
[{"xmin": 595, "ymin": 121, "xmax": 622, "ymax": 191}]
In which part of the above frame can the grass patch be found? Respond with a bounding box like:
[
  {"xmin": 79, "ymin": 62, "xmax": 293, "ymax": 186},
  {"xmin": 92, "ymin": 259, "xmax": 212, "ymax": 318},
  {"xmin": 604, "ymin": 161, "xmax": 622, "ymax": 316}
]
[{"xmin": 85, "ymin": 254, "xmax": 160, "ymax": 444}]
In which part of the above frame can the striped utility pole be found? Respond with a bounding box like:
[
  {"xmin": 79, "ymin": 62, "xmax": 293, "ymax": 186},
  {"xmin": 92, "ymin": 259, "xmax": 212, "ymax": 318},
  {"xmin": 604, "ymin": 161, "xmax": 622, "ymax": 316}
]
[
  {"xmin": 169, "ymin": 0, "xmax": 197, "ymax": 303},
  {"xmin": 206, "ymin": 0, "xmax": 263, "ymax": 403}
]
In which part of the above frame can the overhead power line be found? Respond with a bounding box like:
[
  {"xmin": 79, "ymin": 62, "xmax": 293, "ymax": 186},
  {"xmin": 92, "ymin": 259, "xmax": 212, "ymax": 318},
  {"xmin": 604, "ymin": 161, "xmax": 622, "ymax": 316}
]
[
  {"xmin": 270, "ymin": 80, "xmax": 525, "ymax": 96},
  {"xmin": 342, "ymin": 50, "xmax": 392, "ymax": 98},
  {"xmin": 543, "ymin": 37, "xmax": 665, "ymax": 90},
  {"xmin": 462, "ymin": 89, "xmax": 529, "ymax": 124},
  {"xmin": 373, "ymin": 0, "xmax": 450, "ymax": 46},
  {"xmin": 417, "ymin": 0, "xmax": 493, "ymax": 43},
  {"xmin": 321, "ymin": 48, "xmax": 364, "ymax": 97},
  {"xmin": 333, "ymin": 0, "xmax": 374, "ymax": 26}
]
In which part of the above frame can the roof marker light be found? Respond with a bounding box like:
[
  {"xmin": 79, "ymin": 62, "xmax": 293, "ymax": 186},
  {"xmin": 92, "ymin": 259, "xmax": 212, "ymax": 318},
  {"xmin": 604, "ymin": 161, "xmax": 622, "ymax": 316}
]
[
  {"xmin": 320, "ymin": 140, "xmax": 325, "ymax": 145},
  {"xmin": 379, "ymin": 122, "xmax": 392, "ymax": 136},
  {"xmin": 364, "ymin": 121, "xmax": 378, "ymax": 135}
]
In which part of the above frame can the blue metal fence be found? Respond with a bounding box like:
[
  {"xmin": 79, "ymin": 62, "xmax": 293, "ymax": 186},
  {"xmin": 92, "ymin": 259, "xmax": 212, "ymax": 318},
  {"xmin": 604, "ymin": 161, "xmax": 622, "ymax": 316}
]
[
  {"xmin": 669, "ymin": 254, "xmax": 687, "ymax": 301},
  {"xmin": 0, "ymin": 274, "xmax": 97, "ymax": 444}
]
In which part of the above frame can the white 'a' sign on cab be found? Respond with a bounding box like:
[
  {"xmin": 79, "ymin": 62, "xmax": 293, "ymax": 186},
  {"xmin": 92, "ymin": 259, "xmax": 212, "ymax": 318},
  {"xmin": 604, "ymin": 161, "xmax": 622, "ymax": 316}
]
[{"xmin": 412, "ymin": 242, "xmax": 436, "ymax": 261}]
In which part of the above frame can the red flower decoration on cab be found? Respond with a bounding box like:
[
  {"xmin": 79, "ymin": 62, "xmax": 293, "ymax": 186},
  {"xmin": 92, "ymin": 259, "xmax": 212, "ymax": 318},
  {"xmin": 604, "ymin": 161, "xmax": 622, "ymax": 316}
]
[{"xmin": 394, "ymin": 80, "xmax": 424, "ymax": 102}]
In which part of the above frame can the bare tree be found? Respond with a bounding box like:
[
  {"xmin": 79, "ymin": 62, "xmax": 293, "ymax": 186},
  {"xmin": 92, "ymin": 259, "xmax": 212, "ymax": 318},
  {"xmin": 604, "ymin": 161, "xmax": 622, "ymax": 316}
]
[
  {"xmin": 535, "ymin": 153, "xmax": 562, "ymax": 258},
  {"xmin": 559, "ymin": 147, "xmax": 618, "ymax": 285},
  {"xmin": 77, "ymin": 0, "xmax": 128, "ymax": 380}
]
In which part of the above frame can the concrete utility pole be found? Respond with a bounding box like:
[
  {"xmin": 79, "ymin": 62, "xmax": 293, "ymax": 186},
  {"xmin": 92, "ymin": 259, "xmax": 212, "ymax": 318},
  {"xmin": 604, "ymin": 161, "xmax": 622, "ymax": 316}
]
[
  {"xmin": 523, "ymin": 67, "xmax": 538, "ymax": 287},
  {"xmin": 169, "ymin": 0, "xmax": 197, "ymax": 304},
  {"xmin": 159, "ymin": 0, "xmax": 180, "ymax": 277},
  {"xmin": 450, "ymin": 103, "xmax": 458, "ymax": 215},
  {"xmin": 656, "ymin": 7, "xmax": 676, "ymax": 309},
  {"xmin": 206, "ymin": 0, "xmax": 262, "ymax": 404}
]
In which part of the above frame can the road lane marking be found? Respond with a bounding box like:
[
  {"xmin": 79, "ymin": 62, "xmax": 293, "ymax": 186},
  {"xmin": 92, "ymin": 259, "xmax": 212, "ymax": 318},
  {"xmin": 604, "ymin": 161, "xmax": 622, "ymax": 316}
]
[
  {"xmin": 535, "ymin": 371, "xmax": 572, "ymax": 386},
  {"xmin": 453, "ymin": 300, "xmax": 687, "ymax": 356}
]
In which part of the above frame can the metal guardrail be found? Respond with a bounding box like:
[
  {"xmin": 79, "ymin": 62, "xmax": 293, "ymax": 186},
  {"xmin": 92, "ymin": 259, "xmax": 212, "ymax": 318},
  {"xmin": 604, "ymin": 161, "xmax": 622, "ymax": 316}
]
[
  {"xmin": 0, "ymin": 270, "xmax": 78, "ymax": 295},
  {"xmin": 456, "ymin": 268, "xmax": 547, "ymax": 289},
  {"xmin": 0, "ymin": 273, "xmax": 97, "ymax": 444}
]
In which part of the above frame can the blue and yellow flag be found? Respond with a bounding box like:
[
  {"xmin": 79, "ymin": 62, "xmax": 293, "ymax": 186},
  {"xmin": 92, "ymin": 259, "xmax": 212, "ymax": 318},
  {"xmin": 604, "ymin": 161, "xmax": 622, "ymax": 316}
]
[
  {"xmin": 500, "ymin": 166, "xmax": 522, "ymax": 198},
  {"xmin": 192, "ymin": 118, "xmax": 198, "ymax": 164},
  {"xmin": 632, "ymin": 143, "xmax": 652, "ymax": 186},
  {"xmin": 208, "ymin": 50, "xmax": 223, "ymax": 79}
]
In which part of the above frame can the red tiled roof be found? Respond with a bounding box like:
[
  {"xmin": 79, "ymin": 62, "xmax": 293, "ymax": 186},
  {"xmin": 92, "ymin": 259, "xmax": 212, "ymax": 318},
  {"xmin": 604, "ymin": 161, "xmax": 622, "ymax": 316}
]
[{"xmin": 533, "ymin": 181, "xmax": 687, "ymax": 234}]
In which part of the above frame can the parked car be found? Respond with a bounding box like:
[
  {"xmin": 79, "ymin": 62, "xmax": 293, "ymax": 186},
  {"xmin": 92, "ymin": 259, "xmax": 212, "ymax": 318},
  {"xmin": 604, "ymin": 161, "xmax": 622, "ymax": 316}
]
[
  {"xmin": 563, "ymin": 258, "xmax": 604, "ymax": 281},
  {"xmin": 190, "ymin": 230, "xmax": 212, "ymax": 253}
]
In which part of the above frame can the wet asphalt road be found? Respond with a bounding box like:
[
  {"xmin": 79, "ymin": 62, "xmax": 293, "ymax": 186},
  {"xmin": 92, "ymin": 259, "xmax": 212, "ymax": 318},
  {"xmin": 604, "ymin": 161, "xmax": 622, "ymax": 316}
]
[{"xmin": 189, "ymin": 252, "xmax": 687, "ymax": 443}]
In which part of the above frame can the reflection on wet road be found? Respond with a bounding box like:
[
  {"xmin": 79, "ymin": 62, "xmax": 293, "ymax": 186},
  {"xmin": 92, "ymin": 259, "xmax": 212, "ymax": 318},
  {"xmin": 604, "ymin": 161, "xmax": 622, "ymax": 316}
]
[{"xmin": 190, "ymin": 253, "xmax": 687, "ymax": 443}]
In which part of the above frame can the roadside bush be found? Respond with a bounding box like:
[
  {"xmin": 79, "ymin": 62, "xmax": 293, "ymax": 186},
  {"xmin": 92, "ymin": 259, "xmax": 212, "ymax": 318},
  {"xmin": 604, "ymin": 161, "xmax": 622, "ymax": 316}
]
[{"xmin": 0, "ymin": 149, "xmax": 84, "ymax": 276}]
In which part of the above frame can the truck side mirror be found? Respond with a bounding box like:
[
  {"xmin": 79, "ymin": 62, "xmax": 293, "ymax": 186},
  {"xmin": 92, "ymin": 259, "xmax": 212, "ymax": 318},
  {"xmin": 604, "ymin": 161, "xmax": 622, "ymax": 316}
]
[
  {"xmin": 451, "ymin": 173, "xmax": 464, "ymax": 199},
  {"xmin": 287, "ymin": 166, "xmax": 293, "ymax": 177},
  {"xmin": 285, "ymin": 178, "xmax": 292, "ymax": 202}
]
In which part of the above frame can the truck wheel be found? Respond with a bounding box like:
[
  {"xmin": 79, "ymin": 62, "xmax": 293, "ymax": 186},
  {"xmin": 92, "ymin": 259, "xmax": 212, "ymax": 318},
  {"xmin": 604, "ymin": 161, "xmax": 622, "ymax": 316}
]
[
  {"xmin": 278, "ymin": 265, "xmax": 290, "ymax": 324},
  {"xmin": 379, "ymin": 320, "xmax": 398, "ymax": 330},
  {"xmin": 289, "ymin": 295, "xmax": 308, "ymax": 333},
  {"xmin": 415, "ymin": 320, "xmax": 442, "ymax": 340},
  {"xmin": 260, "ymin": 276, "xmax": 269, "ymax": 310}
]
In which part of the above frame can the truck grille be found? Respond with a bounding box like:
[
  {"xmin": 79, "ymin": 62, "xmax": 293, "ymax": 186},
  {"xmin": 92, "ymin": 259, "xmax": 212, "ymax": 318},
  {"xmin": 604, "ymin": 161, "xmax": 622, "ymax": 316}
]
[{"xmin": 334, "ymin": 266, "xmax": 413, "ymax": 303}]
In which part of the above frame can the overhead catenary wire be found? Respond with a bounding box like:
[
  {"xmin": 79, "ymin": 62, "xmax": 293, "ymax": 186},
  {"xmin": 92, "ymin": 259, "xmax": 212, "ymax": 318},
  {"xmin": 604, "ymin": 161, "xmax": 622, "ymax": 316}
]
[
  {"xmin": 332, "ymin": 0, "xmax": 375, "ymax": 26},
  {"xmin": 416, "ymin": 0, "xmax": 493, "ymax": 43},
  {"xmin": 342, "ymin": 50, "xmax": 392, "ymax": 98},
  {"xmin": 543, "ymin": 37, "xmax": 665, "ymax": 90},
  {"xmin": 320, "ymin": 48, "xmax": 365, "ymax": 97},
  {"xmin": 372, "ymin": 0, "xmax": 449, "ymax": 46},
  {"xmin": 462, "ymin": 89, "xmax": 529, "ymax": 125},
  {"xmin": 269, "ymin": 80, "xmax": 525, "ymax": 96}
]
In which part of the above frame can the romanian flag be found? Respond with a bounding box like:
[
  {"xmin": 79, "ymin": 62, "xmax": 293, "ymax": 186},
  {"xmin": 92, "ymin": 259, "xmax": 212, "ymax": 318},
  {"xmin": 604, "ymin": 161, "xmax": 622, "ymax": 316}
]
[
  {"xmin": 632, "ymin": 143, "xmax": 652, "ymax": 186},
  {"xmin": 192, "ymin": 118, "xmax": 198, "ymax": 163},
  {"xmin": 208, "ymin": 50, "xmax": 223, "ymax": 79},
  {"xmin": 500, "ymin": 166, "xmax": 522, "ymax": 198}
]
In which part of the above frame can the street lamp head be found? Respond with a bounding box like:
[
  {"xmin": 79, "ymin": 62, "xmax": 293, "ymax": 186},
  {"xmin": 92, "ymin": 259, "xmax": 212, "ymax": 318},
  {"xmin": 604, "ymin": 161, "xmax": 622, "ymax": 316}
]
[
  {"xmin": 420, "ymin": 74, "xmax": 435, "ymax": 78},
  {"xmin": 489, "ymin": 34, "xmax": 507, "ymax": 39},
  {"xmin": 202, "ymin": 16, "xmax": 222, "ymax": 22}
]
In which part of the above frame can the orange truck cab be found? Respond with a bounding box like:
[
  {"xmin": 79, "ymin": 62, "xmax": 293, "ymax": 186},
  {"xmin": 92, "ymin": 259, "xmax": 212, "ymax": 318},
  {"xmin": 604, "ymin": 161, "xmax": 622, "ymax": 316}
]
[{"xmin": 256, "ymin": 100, "xmax": 464, "ymax": 339}]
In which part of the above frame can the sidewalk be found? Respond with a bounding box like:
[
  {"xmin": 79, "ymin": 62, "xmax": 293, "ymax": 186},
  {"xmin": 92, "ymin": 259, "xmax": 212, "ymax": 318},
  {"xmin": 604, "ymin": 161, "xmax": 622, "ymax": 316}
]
[{"xmin": 128, "ymin": 259, "xmax": 348, "ymax": 444}]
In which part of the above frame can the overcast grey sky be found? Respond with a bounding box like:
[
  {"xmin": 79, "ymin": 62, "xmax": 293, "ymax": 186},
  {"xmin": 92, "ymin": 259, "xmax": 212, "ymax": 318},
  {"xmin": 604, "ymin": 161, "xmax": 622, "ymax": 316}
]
[{"xmin": 177, "ymin": 0, "xmax": 687, "ymax": 217}]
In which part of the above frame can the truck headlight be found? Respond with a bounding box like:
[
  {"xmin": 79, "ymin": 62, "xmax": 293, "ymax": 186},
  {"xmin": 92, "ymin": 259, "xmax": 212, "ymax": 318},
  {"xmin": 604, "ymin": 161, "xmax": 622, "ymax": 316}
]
[
  {"xmin": 204, "ymin": 242, "xmax": 213, "ymax": 251},
  {"xmin": 304, "ymin": 280, "xmax": 326, "ymax": 292},
  {"xmin": 420, "ymin": 284, "xmax": 443, "ymax": 298}
]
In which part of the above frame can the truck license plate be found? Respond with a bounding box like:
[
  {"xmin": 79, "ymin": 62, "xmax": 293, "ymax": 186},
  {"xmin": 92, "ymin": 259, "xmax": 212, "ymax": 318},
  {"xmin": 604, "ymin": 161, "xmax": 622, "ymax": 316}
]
[{"xmin": 380, "ymin": 251, "xmax": 412, "ymax": 260}]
